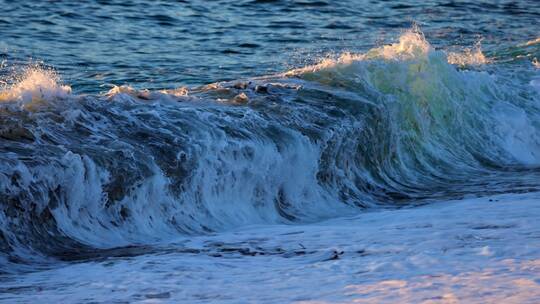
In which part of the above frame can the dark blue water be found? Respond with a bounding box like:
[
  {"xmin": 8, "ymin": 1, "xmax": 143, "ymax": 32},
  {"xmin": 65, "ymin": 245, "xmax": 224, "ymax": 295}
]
[{"xmin": 1, "ymin": 0, "xmax": 538, "ymax": 92}]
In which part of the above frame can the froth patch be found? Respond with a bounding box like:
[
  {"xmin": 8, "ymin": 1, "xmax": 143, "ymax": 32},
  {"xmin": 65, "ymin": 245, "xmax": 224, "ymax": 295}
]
[
  {"xmin": 106, "ymin": 85, "xmax": 189, "ymax": 103},
  {"xmin": 447, "ymin": 45, "xmax": 489, "ymax": 66},
  {"xmin": 0, "ymin": 68, "xmax": 71, "ymax": 105}
]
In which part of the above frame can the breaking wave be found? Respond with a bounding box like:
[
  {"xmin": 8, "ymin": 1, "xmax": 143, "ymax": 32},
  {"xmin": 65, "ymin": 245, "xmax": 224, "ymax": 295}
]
[{"xmin": 1, "ymin": 29, "xmax": 540, "ymax": 271}]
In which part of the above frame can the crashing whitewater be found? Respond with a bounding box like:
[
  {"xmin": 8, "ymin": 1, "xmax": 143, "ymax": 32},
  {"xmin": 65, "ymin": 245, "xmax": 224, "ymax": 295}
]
[{"xmin": 0, "ymin": 28, "xmax": 539, "ymax": 287}]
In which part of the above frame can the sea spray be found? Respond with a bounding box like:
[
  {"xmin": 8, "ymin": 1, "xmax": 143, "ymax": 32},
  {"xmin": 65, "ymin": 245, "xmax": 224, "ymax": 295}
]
[{"xmin": 0, "ymin": 66, "xmax": 71, "ymax": 106}]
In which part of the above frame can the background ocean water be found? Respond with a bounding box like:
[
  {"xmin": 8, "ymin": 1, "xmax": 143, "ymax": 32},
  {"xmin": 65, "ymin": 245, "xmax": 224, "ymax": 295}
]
[
  {"xmin": 1, "ymin": 1, "xmax": 540, "ymax": 303},
  {"xmin": 0, "ymin": 0, "xmax": 538, "ymax": 92}
]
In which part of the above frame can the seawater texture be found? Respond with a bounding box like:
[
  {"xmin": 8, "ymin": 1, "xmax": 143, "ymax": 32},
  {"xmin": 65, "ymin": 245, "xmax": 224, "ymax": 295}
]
[{"xmin": 0, "ymin": 0, "xmax": 540, "ymax": 302}]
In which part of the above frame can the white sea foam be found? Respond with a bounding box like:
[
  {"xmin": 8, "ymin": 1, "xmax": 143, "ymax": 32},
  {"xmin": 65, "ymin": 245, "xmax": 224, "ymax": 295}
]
[{"xmin": 2, "ymin": 192, "xmax": 539, "ymax": 303}]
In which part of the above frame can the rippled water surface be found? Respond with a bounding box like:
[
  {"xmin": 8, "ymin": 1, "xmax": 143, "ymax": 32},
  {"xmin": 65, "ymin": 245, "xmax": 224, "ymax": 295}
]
[{"xmin": 0, "ymin": 0, "xmax": 538, "ymax": 92}]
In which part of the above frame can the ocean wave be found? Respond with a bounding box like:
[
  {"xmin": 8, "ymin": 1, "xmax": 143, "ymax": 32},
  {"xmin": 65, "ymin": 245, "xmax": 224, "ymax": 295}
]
[{"xmin": 1, "ymin": 29, "xmax": 539, "ymax": 270}]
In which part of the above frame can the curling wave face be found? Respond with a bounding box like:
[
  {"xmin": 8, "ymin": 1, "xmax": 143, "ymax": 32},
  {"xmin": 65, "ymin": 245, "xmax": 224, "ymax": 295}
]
[{"xmin": 1, "ymin": 30, "xmax": 540, "ymax": 271}]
